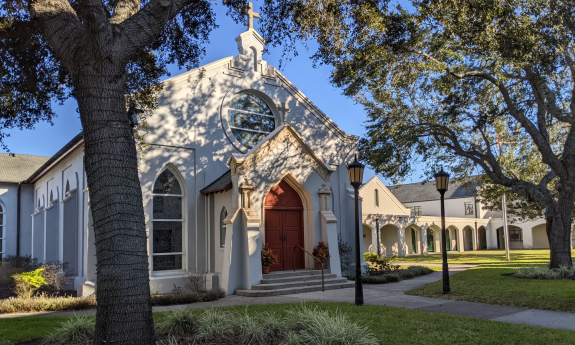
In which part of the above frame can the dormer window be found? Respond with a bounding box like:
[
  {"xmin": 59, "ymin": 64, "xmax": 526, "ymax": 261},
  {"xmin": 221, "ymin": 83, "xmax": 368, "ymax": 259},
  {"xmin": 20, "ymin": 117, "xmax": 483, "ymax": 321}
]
[
  {"xmin": 228, "ymin": 92, "xmax": 276, "ymax": 149},
  {"xmin": 374, "ymin": 189, "xmax": 379, "ymax": 207}
]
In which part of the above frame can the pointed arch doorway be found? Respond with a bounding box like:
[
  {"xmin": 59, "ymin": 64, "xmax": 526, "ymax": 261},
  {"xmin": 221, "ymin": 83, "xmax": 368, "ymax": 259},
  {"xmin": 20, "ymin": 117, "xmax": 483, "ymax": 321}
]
[{"xmin": 265, "ymin": 180, "xmax": 305, "ymax": 271}]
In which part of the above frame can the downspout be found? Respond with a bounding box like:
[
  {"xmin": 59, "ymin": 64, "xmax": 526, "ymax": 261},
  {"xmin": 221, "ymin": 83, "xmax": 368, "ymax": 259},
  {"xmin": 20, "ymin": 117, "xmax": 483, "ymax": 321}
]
[{"xmin": 16, "ymin": 182, "xmax": 22, "ymax": 256}]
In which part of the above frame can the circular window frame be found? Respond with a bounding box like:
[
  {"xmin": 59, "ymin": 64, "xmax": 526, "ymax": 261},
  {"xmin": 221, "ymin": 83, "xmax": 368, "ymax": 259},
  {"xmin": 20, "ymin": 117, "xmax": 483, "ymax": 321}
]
[{"xmin": 220, "ymin": 88, "xmax": 280, "ymax": 153}]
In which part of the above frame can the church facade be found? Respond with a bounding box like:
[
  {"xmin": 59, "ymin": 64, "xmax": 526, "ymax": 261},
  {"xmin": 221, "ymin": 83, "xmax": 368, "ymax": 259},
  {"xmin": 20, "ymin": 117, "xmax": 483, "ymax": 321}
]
[{"xmin": 0, "ymin": 27, "xmax": 365, "ymax": 295}]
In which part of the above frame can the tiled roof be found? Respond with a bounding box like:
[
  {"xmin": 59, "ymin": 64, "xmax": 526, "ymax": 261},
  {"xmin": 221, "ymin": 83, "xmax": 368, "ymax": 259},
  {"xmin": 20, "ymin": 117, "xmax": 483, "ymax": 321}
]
[
  {"xmin": 200, "ymin": 169, "xmax": 232, "ymax": 195},
  {"xmin": 0, "ymin": 154, "xmax": 51, "ymax": 183},
  {"xmin": 388, "ymin": 179, "xmax": 477, "ymax": 203}
]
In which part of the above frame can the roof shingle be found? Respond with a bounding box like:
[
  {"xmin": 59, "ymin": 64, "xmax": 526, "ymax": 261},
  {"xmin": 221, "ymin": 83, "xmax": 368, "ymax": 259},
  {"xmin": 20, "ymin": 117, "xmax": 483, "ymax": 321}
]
[
  {"xmin": 0, "ymin": 154, "xmax": 51, "ymax": 183},
  {"xmin": 388, "ymin": 179, "xmax": 477, "ymax": 203},
  {"xmin": 200, "ymin": 169, "xmax": 232, "ymax": 195}
]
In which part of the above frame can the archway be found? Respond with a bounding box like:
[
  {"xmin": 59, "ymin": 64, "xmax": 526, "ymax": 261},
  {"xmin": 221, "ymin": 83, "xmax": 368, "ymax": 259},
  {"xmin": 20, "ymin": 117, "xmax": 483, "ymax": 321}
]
[
  {"xmin": 532, "ymin": 224, "xmax": 549, "ymax": 249},
  {"xmin": 496, "ymin": 225, "xmax": 524, "ymax": 249},
  {"xmin": 463, "ymin": 226, "xmax": 474, "ymax": 251},
  {"xmin": 478, "ymin": 226, "xmax": 487, "ymax": 249},
  {"xmin": 446, "ymin": 226, "xmax": 459, "ymax": 251},
  {"xmin": 405, "ymin": 225, "xmax": 420, "ymax": 254},
  {"xmin": 380, "ymin": 224, "xmax": 399, "ymax": 257},
  {"xmin": 363, "ymin": 224, "xmax": 373, "ymax": 253},
  {"xmin": 426, "ymin": 228, "xmax": 435, "ymax": 252},
  {"xmin": 264, "ymin": 180, "xmax": 304, "ymax": 271}
]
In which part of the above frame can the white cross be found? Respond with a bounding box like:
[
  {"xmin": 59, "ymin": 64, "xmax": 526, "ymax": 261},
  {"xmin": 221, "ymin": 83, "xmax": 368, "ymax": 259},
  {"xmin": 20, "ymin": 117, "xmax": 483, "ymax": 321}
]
[
  {"xmin": 278, "ymin": 102, "xmax": 290, "ymax": 124},
  {"xmin": 248, "ymin": 2, "xmax": 260, "ymax": 31}
]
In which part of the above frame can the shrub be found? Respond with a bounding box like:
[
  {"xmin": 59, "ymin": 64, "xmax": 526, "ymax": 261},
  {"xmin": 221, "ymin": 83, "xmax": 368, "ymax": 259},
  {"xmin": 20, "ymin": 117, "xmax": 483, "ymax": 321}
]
[
  {"xmin": 363, "ymin": 252, "xmax": 379, "ymax": 263},
  {"xmin": 513, "ymin": 266, "xmax": 575, "ymax": 280},
  {"xmin": 43, "ymin": 315, "xmax": 95, "ymax": 344},
  {"xmin": 357, "ymin": 266, "xmax": 434, "ymax": 284},
  {"xmin": 151, "ymin": 288, "xmax": 226, "ymax": 306},
  {"xmin": 182, "ymin": 270, "xmax": 207, "ymax": 292},
  {"xmin": 156, "ymin": 309, "xmax": 198, "ymax": 337},
  {"xmin": 195, "ymin": 308, "xmax": 236, "ymax": 340},
  {"xmin": 0, "ymin": 293, "xmax": 97, "ymax": 313},
  {"xmin": 40, "ymin": 262, "xmax": 71, "ymax": 293},
  {"xmin": 312, "ymin": 241, "xmax": 330, "ymax": 262},
  {"xmin": 338, "ymin": 237, "xmax": 353, "ymax": 276},
  {"xmin": 285, "ymin": 305, "xmax": 380, "ymax": 345},
  {"xmin": 12, "ymin": 268, "xmax": 46, "ymax": 298}
]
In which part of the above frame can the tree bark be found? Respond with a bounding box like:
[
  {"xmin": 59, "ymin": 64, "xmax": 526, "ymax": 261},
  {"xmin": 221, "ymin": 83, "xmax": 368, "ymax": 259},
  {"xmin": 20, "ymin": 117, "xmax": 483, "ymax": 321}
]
[
  {"xmin": 546, "ymin": 186, "xmax": 574, "ymax": 269},
  {"xmin": 74, "ymin": 64, "xmax": 155, "ymax": 344}
]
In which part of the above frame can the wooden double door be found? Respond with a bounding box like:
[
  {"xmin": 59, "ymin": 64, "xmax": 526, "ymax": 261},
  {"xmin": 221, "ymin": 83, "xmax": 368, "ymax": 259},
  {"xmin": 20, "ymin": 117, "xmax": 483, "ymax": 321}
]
[{"xmin": 264, "ymin": 181, "xmax": 304, "ymax": 272}]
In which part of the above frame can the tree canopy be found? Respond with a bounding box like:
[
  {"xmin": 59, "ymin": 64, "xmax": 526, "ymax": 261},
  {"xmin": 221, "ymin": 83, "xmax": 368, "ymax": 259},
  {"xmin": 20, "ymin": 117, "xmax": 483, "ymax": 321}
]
[{"xmin": 260, "ymin": 0, "xmax": 575, "ymax": 266}]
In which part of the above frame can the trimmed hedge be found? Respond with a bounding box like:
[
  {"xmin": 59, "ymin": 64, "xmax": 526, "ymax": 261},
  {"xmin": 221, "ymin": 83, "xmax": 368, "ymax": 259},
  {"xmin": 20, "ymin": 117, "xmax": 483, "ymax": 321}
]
[
  {"xmin": 354, "ymin": 266, "xmax": 434, "ymax": 284},
  {"xmin": 512, "ymin": 266, "xmax": 574, "ymax": 280},
  {"xmin": 0, "ymin": 289, "xmax": 226, "ymax": 314}
]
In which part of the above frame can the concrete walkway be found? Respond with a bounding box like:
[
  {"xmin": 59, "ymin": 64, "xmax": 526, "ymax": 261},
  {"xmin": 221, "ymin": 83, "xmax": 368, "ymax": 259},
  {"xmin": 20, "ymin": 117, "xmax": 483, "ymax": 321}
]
[{"xmin": 2, "ymin": 264, "xmax": 574, "ymax": 332}]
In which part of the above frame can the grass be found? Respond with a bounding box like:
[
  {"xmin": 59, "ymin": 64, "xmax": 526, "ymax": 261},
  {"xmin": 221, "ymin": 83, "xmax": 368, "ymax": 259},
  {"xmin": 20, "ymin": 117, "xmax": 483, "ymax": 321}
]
[
  {"xmin": 2, "ymin": 303, "xmax": 575, "ymax": 344},
  {"xmin": 402, "ymin": 249, "xmax": 575, "ymax": 312}
]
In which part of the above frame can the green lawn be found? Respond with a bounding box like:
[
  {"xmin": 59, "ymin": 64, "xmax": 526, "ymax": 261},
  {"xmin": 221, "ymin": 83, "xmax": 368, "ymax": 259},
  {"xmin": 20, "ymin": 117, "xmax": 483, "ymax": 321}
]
[
  {"xmin": 402, "ymin": 250, "xmax": 575, "ymax": 312},
  {"xmin": 1, "ymin": 303, "xmax": 575, "ymax": 344}
]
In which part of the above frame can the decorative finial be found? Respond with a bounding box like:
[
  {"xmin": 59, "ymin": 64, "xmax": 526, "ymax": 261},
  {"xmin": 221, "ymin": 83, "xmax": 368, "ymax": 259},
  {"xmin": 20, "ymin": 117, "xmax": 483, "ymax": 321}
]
[
  {"xmin": 278, "ymin": 102, "xmax": 290, "ymax": 124},
  {"xmin": 247, "ymin": 2, "xmax": 259, "ymax": 31}
]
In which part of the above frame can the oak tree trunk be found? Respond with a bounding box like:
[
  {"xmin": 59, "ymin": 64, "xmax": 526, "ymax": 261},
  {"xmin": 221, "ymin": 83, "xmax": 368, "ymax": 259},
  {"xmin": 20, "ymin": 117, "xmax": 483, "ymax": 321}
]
[
  {"xmin": 74, "ymin": 64, "xmax": 155, "ymax": 344},
  {"xmin": 546, "ymin": 187, "xmax": 574, "ymax": 269}
]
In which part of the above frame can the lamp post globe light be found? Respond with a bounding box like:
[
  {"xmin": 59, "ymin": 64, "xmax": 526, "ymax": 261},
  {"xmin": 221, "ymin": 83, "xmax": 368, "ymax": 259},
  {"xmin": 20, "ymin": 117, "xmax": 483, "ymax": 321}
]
[
  {"xmin": 347, "ymin": 155, "xmax": 365, "ymax": 306},
  {"xmin": 434, "ymin": 168, "xmax": 451, "ymax": 294}
]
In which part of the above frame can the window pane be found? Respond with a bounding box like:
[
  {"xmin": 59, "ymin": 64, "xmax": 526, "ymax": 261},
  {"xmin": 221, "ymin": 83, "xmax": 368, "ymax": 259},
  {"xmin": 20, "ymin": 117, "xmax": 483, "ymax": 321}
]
[
  {"xmin": 228, "ymin": 110, "xmax": 263, "ymax": 131},
  {"xmin": 153, "ymin": 169, "xmax": 182, "ymax": 195},
  {"xmin": 0, "ymin": 204, "xmax": 3, "ymax": 212},
  {"xmin": 231, "ymin": 129, "xmax": 266, "ymax": 149},
  {"xmin": 0, "ymin": 214, "xmax": 3, "ymax": 225},
  {"xmin": 220, "ymin": 208, "xmax": 228, "ymax": 247},
  {"xmin": 153, "ymin": 221, "xmax": 182, "ymax": 253},
  {"xmin": 153, "ymin": 255, "xmax": 182, "ymax": 271},
  {"xmin": 229, "ymin": 93, "xmax": 272, "ymax": 115},
  {"xmin": 153, "ymin": 196, "xmax": 182, "ymax": 219}
]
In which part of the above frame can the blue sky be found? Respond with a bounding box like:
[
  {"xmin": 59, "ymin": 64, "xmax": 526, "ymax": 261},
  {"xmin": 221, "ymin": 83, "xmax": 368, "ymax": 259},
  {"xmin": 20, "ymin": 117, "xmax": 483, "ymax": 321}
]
[{"xmin": 2, "ymin": 2, "xmax": 424, "ymax": 185}]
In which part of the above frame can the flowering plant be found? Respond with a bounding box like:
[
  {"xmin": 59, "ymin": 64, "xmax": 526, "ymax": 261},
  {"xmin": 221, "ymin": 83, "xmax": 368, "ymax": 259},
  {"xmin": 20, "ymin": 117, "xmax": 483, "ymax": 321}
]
[
  {"xmin": 312, "ymin": 242, "xmax": 330, "ymax": 262},
  {"xmin": 261, "ymin": 243, "xmax": 279, "ymax": 266}
]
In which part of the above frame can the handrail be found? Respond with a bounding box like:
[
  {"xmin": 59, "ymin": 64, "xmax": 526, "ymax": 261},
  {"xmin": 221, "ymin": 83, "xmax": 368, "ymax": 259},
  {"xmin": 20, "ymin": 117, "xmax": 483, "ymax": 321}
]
[{"xmin": 293, "ymin": 246, "xmax": 325, "ymax": 292}]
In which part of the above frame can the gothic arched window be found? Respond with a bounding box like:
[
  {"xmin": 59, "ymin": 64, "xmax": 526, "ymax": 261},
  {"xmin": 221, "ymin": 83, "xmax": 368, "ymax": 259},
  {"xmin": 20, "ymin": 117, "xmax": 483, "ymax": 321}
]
[
  {"xmin": 220, "ymin": 207, "xmax": 228, "ymax": 248},
  {"xmin": 65, "ymin": 181, "xmax": 70, "ymax": 194},
  {"xmin": 0, "ymin": 201, "xmax": 5, "ymax": 261},
  {"xmin": 374, "ymin": 189, "xmax": 379, "ymax": 207},
  {"xmin": 228, "ymin": 92, "xmax": 275, "ymax": 149},
  {"xmin": 152, "ymin": 167, "xmax": 185, "ymax": 272}
]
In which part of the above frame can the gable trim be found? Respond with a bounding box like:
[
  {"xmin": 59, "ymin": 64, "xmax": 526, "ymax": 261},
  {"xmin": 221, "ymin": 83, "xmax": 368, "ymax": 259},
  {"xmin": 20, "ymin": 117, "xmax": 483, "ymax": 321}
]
[{"xmin": 227, "ymin": 124, "xmax": 334, "ymax": 182}]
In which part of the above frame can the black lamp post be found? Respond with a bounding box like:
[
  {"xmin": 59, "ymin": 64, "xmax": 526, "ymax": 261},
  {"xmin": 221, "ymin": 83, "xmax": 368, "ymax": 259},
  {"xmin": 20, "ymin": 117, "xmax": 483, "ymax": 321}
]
[
  {"xmin": 434, "ymin": 168, "xmax": 451, "ymax": 294},
  {"xmin": 347, "ymin": 155, "xmax": 365, "ymax": 306}
]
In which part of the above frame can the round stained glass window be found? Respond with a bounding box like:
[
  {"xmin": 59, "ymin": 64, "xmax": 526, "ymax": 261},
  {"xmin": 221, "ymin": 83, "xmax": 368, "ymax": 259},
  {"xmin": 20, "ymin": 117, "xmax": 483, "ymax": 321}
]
[{"xmin": 228, "ymin": 93, "xmax": 276, "ymax": 149}]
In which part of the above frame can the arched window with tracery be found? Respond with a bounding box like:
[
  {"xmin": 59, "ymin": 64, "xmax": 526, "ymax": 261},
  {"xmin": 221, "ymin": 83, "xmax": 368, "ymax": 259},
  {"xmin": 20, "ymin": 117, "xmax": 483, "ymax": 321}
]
[
  {"xmin": 220, "ymin": 207, "xmax": 228, "ymax": 248},
  {"xmin": 374, "ymin": 189, "xmax": 379, "ymax": 207},
  {"xmin": 0, "ymin": 201, "xmax": 5, "ymax": 261},
  {"xmin": 152, "ymin": 167, "xmax": 185, "ymax": 272}
]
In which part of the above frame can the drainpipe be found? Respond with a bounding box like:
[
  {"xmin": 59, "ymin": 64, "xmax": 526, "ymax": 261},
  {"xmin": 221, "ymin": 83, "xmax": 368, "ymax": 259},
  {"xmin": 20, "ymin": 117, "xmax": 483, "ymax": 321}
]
[{"xmin": 16, "ymin": 182, "xmax": 22, "ymax": 256}]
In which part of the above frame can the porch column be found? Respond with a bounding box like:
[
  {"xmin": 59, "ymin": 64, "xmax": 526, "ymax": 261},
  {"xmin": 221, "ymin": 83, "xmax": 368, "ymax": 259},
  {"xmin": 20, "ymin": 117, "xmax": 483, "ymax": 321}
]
[
  {"xmin": 472, "ymin": 224, "xmax": 478, "ymax": 251},
  {"xmin": 458, "ymin": 227, "xmax": 465, "ymax": 253},
  {"xmin": 420, "ymin": 226, "xmax": 428, "ymax": 255},
  {"xmin": 397, "ymin": 225, "xmax": 407, "ymax": 257},
  {"xmin": 319, "ymin": 184, "xmax": 341, "ymax": 277}
]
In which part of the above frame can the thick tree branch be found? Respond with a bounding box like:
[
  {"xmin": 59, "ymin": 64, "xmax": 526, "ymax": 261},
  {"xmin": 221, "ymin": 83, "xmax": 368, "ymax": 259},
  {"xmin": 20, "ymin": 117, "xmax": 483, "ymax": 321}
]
[
  {"xmin": 111, "ymin": 0, "xmax": 141, "ymax": 24},
  {"xmin": 115, "ymin": 0, "xmax": 196, "ymax": 60},
  {"xmin": 539, "ymin": 170, "xmax": 557, "ymax": 188},
  {"xmin": 29, "ymin": 0, "xmax": 83, "ymax": 68}
]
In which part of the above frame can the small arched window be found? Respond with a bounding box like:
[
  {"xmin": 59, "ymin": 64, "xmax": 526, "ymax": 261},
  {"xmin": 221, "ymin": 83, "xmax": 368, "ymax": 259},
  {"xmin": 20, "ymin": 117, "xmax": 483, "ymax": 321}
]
[
  {"xmin": 65, "ymin": 181, "xmax": 70, "ymax": 194},
  {"xmin": 37, "ymin": 198, "xmax": 42, "ymax": 209},
  {"xmin": 50, "ymin": 191, "xmax": 54, "ymax": 202},
  {"xmin": 0, "ymin": 201, "xmax": 5, "ymax": 260},
  {"xmin": 220, "ymin": 207, "xmax": 228, "ymax": 248},
  {"xmin": 152, "ymin": 167, "xmax": 185, "ymax": 272},
  {"xmin": 374, "ymin": 189, "xmax": 379, "ymax": 207}
]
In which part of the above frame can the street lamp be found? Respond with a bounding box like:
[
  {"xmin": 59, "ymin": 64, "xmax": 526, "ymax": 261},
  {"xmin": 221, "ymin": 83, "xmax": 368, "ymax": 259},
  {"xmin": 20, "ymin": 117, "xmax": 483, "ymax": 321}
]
[
  {"xmin": 434, "ymin": 168, "xmax": 451, "ymax": 294},
  {"xmin": 347, "ymin": 155, "xmax": 365, "ymax": 306},
  {"xmin": 376, "ymin": 214, "xmax": 381, "ymax": 257}
]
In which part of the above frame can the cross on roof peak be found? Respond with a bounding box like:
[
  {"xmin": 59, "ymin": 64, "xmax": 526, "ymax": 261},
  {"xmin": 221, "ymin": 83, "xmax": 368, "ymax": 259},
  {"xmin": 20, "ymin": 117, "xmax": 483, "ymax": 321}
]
[{"xmin": 247, "ymin": 2, "xmax": 259, "ymax": 31}]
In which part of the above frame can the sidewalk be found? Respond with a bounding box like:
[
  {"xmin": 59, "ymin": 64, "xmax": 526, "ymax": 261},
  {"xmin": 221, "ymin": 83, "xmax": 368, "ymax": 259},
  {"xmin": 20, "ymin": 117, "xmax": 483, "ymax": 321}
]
[{"xmin": 2, "ymin": 265, "xmax": 574, "ymax": 332}]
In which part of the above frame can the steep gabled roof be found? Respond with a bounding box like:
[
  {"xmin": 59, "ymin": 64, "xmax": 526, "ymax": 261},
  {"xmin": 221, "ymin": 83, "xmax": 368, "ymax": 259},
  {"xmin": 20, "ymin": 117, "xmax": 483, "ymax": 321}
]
[
  {"xmin": 388, "ymin": 179, "xmax": 478, "ymax": 203},
  {"xmin": 0, "ymin": 154, "xmax": 50, "ymax": 183},
  {"xmin": 200, "ymin": 169, "xmax": 232, "ymax": 195}
]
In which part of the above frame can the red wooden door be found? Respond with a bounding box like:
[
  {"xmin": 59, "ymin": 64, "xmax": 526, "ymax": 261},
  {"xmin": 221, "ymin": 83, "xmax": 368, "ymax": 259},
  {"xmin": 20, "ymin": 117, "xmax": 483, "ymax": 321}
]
[{"xmin": 264, "ymin": 181, "xmax": 304, "ymax": 271}]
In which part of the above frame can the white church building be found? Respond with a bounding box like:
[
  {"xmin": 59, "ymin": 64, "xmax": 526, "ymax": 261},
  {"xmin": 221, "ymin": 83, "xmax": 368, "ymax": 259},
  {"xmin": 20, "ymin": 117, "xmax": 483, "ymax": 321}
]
[{"xmin": 0, "ymin": 26, "xmax": 364, "ymax": 296}]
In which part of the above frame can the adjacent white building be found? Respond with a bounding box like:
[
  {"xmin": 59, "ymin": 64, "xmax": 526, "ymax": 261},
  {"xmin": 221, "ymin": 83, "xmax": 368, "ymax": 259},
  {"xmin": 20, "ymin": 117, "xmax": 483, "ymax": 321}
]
[{"xmin": 359, "ymin": 176, "xmax": 574, "ymax": 256}]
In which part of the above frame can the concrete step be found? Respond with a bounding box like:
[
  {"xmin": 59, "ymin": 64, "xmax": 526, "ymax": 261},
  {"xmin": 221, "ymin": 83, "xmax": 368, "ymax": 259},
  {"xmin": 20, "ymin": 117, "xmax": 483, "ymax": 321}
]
[
  {"xmin": 262, "ymin": 269, "xmax": 328, "ymax": 279},
  {"xmin": 252, "ymin": 277, "xmax": 348, "ymax": 290},
  {"xmin": 235, "ymin": 281, "xmax": 354, "ymax": 297},
  {"xmin": 260, "ymin": 273, "xmax": 337, "ymax": 284}
]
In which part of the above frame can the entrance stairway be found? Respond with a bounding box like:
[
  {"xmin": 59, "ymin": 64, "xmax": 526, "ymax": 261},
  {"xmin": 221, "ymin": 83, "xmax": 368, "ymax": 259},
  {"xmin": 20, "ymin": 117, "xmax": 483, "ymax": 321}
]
[{"xmin": 235, "ymin": 269, "xmax": 354, "ymax": 297}]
